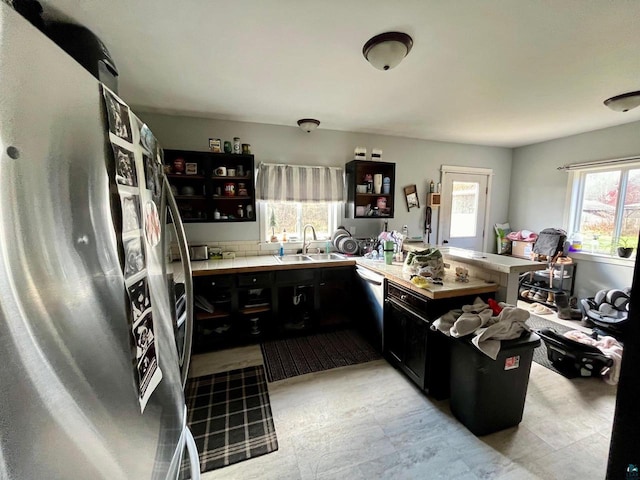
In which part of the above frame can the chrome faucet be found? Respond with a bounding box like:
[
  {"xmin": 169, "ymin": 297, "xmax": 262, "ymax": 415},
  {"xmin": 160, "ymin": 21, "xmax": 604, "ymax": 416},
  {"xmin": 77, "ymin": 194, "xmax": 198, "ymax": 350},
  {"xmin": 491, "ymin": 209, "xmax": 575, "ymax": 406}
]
[{"xmin": 302, "ymin": 224, "xmax": 317, "ymax": 254}]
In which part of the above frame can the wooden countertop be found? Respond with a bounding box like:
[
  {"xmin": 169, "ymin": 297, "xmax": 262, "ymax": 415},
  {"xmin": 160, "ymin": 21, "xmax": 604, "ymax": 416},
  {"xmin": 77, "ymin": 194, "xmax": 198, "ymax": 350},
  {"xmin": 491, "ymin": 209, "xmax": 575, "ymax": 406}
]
[
  {"xmin": 189, "ymin": 255, "xmax": 356, "ymax": 276},
  {"xmin": 355, "ymin": 258, "xmax": 498, "ymax": 300},
  {"xmin": 182, "ymin": 254, "xmax": 497, "ymax": 301}
]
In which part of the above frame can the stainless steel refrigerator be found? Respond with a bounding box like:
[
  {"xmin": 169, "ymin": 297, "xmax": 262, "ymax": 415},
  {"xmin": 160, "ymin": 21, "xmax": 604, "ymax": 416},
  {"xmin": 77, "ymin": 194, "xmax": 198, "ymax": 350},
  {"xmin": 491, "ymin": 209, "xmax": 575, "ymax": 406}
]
[{"xmin": 0, "ymin": 4, "xmax": 199, "ymax": 479}]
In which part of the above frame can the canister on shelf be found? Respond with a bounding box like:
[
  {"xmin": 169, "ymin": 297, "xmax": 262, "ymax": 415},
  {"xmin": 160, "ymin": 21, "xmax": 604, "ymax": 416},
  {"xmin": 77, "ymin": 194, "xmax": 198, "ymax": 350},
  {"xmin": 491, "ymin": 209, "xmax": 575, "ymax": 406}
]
[
  {"xmin": 173, "ymin": 157, "xmax": 185, "ymax": 174},
  {"xmin": 383, "ymin": 176, "xmax": 391, "ymax": 194},
  {"xmin": 238, "ymin": 182, "xmax": 248, "ymax": 196},
  {"xmin": 237, "ymin": 205, "xmax": 244, "ymax": 218},
  {"xmin": 233, "ymin": 137, "xmax": 241, "ymax": 154},
  {"xmin": 224, "ymin": 182, "xmax": 235, "ymax": 196},
  {"xmin": 242, "ymin": 144, "xmax": 251, "ymax": 154}
]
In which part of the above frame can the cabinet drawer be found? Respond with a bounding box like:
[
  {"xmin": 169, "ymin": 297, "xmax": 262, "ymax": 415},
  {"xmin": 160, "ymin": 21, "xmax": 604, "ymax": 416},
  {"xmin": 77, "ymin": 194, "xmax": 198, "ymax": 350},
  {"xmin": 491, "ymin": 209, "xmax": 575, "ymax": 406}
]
[
  {"xmin": 387, "ymin": 282, "xmax": 429, "ymax": 312},
  {"xmin": 205, "ymin": 275, "xmax": 233, "ymax": 288},
  {"xmin": 238, "ymin": 272, "xmax": 272, "ymax": 287},
  {"xmin": 275, "ymin": 268, "xmax": 316, "ymax": 285}
]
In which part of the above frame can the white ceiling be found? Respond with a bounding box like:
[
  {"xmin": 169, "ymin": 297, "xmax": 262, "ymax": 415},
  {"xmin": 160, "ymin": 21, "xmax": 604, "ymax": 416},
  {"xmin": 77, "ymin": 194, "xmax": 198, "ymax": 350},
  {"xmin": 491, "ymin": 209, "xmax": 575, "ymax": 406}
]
[{"xmin": 39, "ymin": 0, "xmax": 640, "ymax": 147}]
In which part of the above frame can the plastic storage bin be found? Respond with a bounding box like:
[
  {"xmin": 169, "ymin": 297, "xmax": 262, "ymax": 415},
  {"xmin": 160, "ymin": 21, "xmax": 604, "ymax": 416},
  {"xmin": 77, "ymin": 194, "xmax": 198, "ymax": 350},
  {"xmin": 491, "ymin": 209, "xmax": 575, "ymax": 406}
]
[{"xmin": 449, "ymin": 332, "xmax": 541, "ymax": 436}]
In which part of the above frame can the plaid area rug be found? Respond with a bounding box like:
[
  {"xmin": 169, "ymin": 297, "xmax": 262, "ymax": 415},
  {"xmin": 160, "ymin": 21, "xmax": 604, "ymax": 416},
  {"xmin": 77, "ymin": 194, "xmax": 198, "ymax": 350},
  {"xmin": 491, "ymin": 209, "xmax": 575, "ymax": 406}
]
[
  {"xmin": 527, "ymin": 314, "xmax": 576, "ymax": 374},
  {"xmin": 260, "ymin": 328, "xmax": 381, "ymax": 382},
  {"xmin": 181, "ymin": 366, "xmax": 278, "ymax": 477}
]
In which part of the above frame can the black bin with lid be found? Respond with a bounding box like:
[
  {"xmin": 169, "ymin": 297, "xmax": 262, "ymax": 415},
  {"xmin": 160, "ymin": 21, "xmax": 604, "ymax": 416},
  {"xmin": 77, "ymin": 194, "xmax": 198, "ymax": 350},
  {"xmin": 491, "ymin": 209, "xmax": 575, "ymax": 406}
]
[{"xmin": 449, "ymin": 331, "xmax": 541, "ymax": 436}]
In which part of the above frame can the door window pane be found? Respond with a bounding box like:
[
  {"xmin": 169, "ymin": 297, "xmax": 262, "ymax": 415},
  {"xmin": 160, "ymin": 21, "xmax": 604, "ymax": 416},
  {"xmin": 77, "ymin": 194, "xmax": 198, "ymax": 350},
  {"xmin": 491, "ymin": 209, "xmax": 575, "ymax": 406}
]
[{"xmin": 449, "ymin": 181, "xmax": 479, "ymax": 238}]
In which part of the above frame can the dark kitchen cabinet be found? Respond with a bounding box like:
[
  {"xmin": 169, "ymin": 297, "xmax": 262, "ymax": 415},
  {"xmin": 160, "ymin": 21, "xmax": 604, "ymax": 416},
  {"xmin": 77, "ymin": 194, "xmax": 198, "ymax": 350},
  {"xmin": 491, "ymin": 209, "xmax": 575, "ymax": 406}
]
[
  {"xmin": 192, "ymin": 266, "xmax": 354, "ymax": 352},
  {"xmin": 383, "ymin": 281, "xmax": 494, "ymax": 400},
  {"xmin": 384, "ymin": 293, "xmax": 430, "ymax": 389},
  {"xmin": 163, "ymin": 149, "xmax": 256, "ymax": 223},
  {"xmin": 345, "ymin": 160, "xmax": 396, "ymax": 218}
]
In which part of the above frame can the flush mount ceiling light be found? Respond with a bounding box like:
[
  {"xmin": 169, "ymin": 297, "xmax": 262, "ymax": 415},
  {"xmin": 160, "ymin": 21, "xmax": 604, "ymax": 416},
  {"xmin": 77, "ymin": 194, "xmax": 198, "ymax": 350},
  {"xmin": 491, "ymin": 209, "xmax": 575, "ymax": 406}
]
[
  {"xmin": 604, "ymin": 91, "xmax": 640, "ymax": 112},
  {"xmin": 297, "ymin": 118, "xmax": 320, "ymax": 132},
  {"xmin": 362, "ymin": 32, "xmax": 413, "ymax": 71}
]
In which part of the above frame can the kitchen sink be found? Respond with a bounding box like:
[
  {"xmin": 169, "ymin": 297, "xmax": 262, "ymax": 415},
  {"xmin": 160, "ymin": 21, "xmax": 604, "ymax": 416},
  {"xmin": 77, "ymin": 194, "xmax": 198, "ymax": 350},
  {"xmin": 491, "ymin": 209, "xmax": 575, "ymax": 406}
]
[
  {"xmin": 274, "ymin": 253, "xmax": 347, "ymax": 263},
  {"xmin": 275, "ymin": 254, "xmax": 313, "ymax": 263},
  {"xmin": 305, "ymin": 253, "xmax": 346, "ymax": 261}
]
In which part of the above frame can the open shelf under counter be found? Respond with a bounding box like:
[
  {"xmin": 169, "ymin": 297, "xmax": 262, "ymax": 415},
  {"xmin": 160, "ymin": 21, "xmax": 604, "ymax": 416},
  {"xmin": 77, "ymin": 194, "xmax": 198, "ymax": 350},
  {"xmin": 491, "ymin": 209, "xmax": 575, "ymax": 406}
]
[{"xmin": 195, "ymin": 310, "xmax": 232, "ymax": 321}]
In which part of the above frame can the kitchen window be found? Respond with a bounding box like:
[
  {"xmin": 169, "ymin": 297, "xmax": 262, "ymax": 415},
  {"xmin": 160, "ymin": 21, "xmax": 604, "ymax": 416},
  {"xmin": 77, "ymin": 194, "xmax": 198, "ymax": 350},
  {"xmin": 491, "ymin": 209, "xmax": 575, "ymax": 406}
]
[
  {"xmin": 259, "ymin": 201, "xmax": 340, "ymax": 242},
  {"xmin": 566, "ymin": 160, "xmax": 640, "ymax": 256},
  {"xmin": 256, "ymin": 163, "xmax": 344, "ymax": 242}
]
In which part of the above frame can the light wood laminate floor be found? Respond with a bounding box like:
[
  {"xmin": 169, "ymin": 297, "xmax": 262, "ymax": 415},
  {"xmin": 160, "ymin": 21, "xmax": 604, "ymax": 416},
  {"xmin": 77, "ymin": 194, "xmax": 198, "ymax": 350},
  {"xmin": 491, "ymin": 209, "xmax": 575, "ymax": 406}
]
[{"xmin": 190, "ymin": 323, "xmax": 616, "ymax": 480}]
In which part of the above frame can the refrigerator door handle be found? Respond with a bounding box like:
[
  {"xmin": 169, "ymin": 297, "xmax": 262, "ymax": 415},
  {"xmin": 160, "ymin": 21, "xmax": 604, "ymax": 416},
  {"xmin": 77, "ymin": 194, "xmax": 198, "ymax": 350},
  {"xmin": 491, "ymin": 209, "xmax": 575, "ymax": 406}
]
[
  {"xmin": 185, "ymin": 426, "xmax": 201, "ymax": 480},
  {"xmin": 164, "ymin": 176, "xmax": 194, "ymax": 389}
]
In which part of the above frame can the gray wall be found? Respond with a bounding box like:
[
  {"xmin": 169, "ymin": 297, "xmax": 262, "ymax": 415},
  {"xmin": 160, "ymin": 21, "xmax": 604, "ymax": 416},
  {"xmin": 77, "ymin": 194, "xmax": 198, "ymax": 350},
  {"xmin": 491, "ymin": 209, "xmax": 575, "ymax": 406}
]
[
  {"xmin": 510, "ymin": 120, "xmax": 640, "ymax": 298},
  {"xmin": 139, "ymin": 112, "xmax": 512, "ymax": 246}
]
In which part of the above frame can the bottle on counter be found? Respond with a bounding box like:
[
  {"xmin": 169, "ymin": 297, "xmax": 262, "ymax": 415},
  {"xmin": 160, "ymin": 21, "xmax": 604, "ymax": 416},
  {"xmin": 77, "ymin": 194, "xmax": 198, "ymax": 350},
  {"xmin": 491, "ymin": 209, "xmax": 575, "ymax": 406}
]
[
  {"xmin": 429, "ymin": 180, "xmax": 435, "ymax": 193},
  {"xmin": 282, "ymin": 229, "xmax": 287, "ymax": 242}
]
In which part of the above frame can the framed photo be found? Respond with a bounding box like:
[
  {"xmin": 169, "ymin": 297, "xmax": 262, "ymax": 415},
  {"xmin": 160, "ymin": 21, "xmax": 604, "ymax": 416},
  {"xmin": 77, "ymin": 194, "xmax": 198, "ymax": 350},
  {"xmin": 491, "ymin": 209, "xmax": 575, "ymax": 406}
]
[
  {"xmin": 404, "ymin": 185, "xmax": 420, "ymax": 211},
  {"xmin": 185, "ymin": 162, "xmax": 198, "ymax": 175},
  {"xmin": 209, "ymin": 138, "xmax": 222, "ymax": 153}
]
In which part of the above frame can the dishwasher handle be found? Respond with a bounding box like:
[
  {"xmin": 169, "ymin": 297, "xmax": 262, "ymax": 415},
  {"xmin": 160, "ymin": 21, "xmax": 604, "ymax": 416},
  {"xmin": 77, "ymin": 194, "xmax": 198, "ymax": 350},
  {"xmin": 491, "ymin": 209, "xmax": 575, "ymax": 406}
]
[{"xmin": 356, "ymin": 267, "xmax": 384, "ymax": 286}]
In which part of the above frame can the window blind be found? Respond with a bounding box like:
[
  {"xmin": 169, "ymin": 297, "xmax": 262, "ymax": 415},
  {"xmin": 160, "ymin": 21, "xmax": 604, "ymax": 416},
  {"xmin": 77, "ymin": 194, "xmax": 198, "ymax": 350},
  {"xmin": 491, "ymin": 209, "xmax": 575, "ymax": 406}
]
[{"xmin": 256, "ymin": 163, "xmax": 344, "ymax": 202}]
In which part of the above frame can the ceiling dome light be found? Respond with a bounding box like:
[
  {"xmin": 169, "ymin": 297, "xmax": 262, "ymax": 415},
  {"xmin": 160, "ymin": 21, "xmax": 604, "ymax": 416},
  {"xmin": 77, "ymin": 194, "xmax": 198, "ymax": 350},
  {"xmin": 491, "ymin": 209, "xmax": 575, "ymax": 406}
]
[
  {"xmin": 604, "ymin": 91, "xmax": 640, "ymax": 112},
  {"xmin": 297, "ymin": 118, "xmax": 320, "ymax": 132},
  {"xmin": 362, "ymin": 32, "xmax": 413, "ymax": 71}
]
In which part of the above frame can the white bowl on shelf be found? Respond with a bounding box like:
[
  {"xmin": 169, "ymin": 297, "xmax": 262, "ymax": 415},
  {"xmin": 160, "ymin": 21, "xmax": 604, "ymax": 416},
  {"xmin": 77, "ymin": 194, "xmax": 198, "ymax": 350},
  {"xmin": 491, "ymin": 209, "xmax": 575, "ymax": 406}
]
[{"xmin": 356, "ymin": 184, "xmax": 368, "ymax": 194}]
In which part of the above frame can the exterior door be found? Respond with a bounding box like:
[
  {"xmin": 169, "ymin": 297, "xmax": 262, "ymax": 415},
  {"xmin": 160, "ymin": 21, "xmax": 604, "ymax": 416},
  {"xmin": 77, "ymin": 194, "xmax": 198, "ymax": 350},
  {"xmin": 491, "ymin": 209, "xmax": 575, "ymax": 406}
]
[{"xmin": 439, "ymin": 168, "xmax": 491, "ymax": 251}]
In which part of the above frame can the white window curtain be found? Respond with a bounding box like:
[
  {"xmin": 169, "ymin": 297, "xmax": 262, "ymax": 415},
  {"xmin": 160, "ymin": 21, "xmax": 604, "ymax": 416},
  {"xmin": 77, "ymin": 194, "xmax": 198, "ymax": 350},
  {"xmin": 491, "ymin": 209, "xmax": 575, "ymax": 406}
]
[{"xmin": 256, "ymin": 163, "xmax": 344, "ymax": 202}]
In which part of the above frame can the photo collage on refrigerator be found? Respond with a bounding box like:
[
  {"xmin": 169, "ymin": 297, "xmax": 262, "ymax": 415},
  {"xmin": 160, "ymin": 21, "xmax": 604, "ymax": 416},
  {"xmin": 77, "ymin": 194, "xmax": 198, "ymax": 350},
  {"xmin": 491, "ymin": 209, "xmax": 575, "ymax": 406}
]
[{"xmin": 102, "ymin": 85, "xmax": 166, "ymax": 412}]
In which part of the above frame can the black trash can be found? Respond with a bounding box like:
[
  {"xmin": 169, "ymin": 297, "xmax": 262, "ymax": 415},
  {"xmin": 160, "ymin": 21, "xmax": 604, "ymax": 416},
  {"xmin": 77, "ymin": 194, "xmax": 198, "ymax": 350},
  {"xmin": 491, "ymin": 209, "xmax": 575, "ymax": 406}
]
[{"xmin": 449, "ymin": 331, "xmax": 541, "ymax": 436}]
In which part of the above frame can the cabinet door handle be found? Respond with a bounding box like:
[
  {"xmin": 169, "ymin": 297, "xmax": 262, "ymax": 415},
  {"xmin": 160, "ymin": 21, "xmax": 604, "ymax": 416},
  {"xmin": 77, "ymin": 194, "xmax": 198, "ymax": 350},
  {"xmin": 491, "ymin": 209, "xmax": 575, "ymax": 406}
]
[
  {"xmin": 211, "ymin": 281, "xmax": 216, "ymax": 286},
  {"xmin": 388, "ymin": 297, "xmax": 430, "ymax": 325},
  {"xmin": 400, "ymin": 294, "xmax": 408, "ymax": 301},
  {"xmin": 252, "ymin": 278, "xmax": 257, "ymax": 283}
]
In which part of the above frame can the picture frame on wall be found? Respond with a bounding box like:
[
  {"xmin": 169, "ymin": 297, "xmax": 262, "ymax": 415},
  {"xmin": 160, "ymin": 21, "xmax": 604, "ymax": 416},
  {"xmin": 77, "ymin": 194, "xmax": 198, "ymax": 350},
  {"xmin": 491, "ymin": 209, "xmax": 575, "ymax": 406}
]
[{"xmin": 404, "ymin": 185, "xmax": 420, "ymax": 211}]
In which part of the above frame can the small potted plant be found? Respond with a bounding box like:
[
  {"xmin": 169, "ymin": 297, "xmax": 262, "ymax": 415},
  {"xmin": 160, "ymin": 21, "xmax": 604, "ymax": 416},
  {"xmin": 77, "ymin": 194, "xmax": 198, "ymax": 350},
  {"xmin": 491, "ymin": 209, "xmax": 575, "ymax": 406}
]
[{"xmin": 614, "ymin": 237, "xmax": 636, "ymax": 258}]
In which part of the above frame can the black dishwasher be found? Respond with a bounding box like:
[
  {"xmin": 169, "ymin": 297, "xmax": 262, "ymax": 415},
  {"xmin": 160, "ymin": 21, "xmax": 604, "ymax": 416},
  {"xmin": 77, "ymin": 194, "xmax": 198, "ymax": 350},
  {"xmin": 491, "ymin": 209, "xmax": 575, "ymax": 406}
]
[{"xmin": 384, "ymin": 281, "xmax": 451, "ymax": 400}]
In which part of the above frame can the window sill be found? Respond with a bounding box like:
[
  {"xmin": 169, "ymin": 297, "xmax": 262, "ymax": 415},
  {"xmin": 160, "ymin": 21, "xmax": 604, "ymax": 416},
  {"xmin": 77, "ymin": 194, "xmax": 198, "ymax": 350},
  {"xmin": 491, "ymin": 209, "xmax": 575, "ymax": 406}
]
[{"xmin": 569, "ymin": 251, "xmax": 636, "ymax": 267}]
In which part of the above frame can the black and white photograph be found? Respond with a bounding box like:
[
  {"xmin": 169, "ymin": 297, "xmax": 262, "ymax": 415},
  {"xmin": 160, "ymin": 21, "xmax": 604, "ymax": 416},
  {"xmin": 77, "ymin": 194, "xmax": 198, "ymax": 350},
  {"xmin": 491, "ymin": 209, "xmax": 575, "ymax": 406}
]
[
  {"xmin": 144, "ymin": 200, "xmax": 161, "ymax": 247},
  {"xmin": 103, "ymin": 88, "xmax": 133, "ymax": 143},
  {"xmin": 113, "ymin": 144, "xmax": 138, "ymax": 187},
  {"xmin": 139, "ymin": 123, "xmax": 157, "ymax": 154},
  {"xmin": 128, "ymin": 278, "xmax": 151, "ymax": 321},
  {"xmin": 121, "ymin": 194, "xmax": 141, "ymax": 233},
  {"xmin": 133, "ymin": 311, "xmax": 155, "ymax": 360},
  {"xmin": 135, "ymin": 340, "xmax": 161, "ymax": 412},
  {"xmin": 123, "ymin": 236, "xmax": 145, "ymax": 278},
  {"xmin": 143, "ymin": 153, "xmax": 162, "ymax": 202}
]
